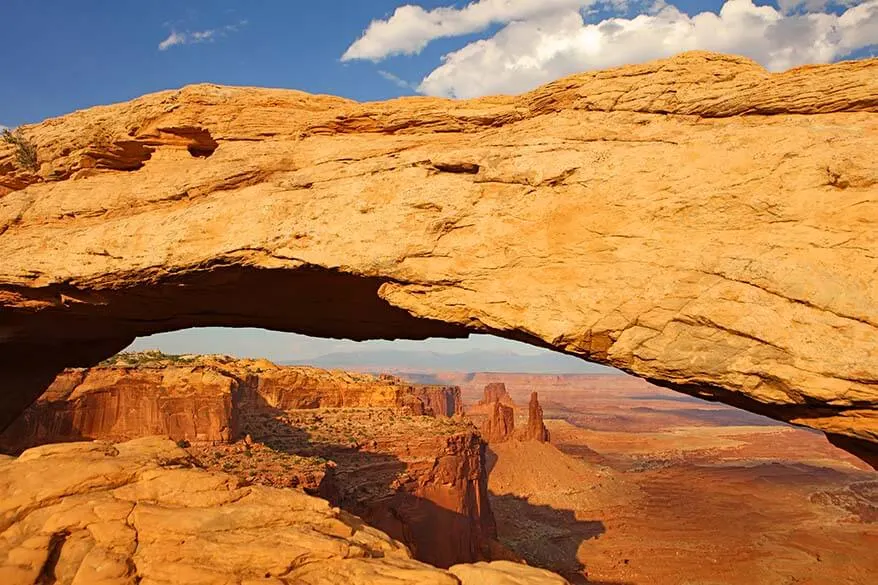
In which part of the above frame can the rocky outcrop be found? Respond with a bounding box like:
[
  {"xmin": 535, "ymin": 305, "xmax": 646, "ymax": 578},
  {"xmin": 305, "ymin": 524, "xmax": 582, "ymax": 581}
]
[
  {"xmin": 0, "ymin": 366, "xmax": 238, "ymax": 452},
  {"xmin": 524, "ymin": 392, "xmax": 550, "ymax": 443},
  {"xmin": 1, "ymin": 52, "xmax": 876, "ymax": 465},
  {"xmin": 481, "ymin": 401, "xmax": 516, "ymax": 444},
  {"xmin": 0, "ymin": 437, "xmax": 568, "ymax": 585},
  {"xmin": 480, "ymin": 383, "xmax": 515, "ymax": 407},
  {"xmin": 0, "ymin": 355, "xmax": 493, "ymax": 569},
  {"xmin": 248, "ymin": 367, "xmax": 461, "ymax": 416},
  {"xmin": 0, "ymin": 355, "xmax": 461, "ymax": 452},
  {"xmin": 342, "ymin": 430, "xmax": 497, "ymax": 568}
]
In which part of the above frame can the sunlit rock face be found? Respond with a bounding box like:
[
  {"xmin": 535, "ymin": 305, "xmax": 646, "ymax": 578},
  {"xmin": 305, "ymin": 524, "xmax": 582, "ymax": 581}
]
[
  {"xmin": 0, "ymin": 358, "xmax": 462, "ymax": 453},
  {"xmin": 0, "ymin": 437, "xmax": 569, "ymax": 585},
  {"xmin": 524, "ymin": 392, "xmax": 550, "ymax": 443},
  {"xmin": 0, "ymin": 51, "xmax": 876, "ymax": 465},
  {"xmin": 0, "ymin": 355, "xmax": 493, "ymax": 569}
]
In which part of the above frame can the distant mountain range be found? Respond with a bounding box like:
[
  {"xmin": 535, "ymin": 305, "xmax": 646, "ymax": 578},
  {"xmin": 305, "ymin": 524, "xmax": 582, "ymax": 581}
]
[{"xmin": 281, "ymin": 348, "xmax": 618, "ymax": 374}]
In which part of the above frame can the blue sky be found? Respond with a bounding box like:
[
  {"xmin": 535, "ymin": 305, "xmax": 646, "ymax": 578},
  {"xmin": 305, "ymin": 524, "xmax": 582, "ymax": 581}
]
[
  {"xmin": 2, "ymin": 1, "xmax": 875, "ymax": 125},
  {"xmin": 2, "ymin": 0, "xmax": 875, "ymax": 365}
]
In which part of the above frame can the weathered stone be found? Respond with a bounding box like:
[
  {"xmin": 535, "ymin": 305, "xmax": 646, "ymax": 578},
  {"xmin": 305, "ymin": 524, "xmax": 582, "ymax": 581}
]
[
  {"xmin": 524, "ymin": 393, "xmax": 550, "ymax": 443},
  {"xmin": 482, "ymin": 401, "xmax": 516, "ymax": 444},
  {"xmin": 0, "ymin": 437, "xmax": 554, "ymax": 585},
  {"xmin": 0, "ymin": 51, "xmax": 876, "ymax": 464},
  {"xmin": 0, "ymin": 357, "xmax": 461, "ymax": 452}
]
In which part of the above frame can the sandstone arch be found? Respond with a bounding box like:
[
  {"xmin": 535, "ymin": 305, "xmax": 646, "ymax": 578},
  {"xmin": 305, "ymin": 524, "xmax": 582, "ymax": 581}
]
[{"xmin": 1, "ymin": 52, "xmax": 876, "ymax": 466}]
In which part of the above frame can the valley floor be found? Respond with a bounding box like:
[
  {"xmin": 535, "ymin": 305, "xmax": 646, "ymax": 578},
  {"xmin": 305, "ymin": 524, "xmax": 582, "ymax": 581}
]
[{"xmin": 462, "ymin": 374, "xmax": 878, "ymax": 585}]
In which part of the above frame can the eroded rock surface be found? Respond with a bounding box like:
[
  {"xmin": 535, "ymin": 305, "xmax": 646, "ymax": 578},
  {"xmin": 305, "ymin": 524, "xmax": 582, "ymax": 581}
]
[
  {"xmin": 0, "ymin": 354, "xmax": 492, "ymax": 568},
  {"xmin": 0, "ymin": 437, "xmax": 568, "ymax": 585},
  {"xmin": 0, "ymin": 52, "xmax": 876, "ymax": 463},
  {"xmin": 0, "ymin": 353, "xmax": 461, "ymax": 452},
  {"xmin": 482, "ymin": 400, "xmax": 517, "ymax": 444},
  {"xmin": 525, "ymin": 393, "xmax": 550, "ymax": 443}
]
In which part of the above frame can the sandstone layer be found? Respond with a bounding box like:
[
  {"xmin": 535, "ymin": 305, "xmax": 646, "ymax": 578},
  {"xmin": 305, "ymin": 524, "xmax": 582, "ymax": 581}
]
[
  {"xmin": 482, "ymin": 400, "xmax": 517, "ymax": 444},
  {"xmin": 0, "ymin": 353, "xmax": 461, "ymax": 452},
  {"xmin": 0, "ymin": 436, "xmax": 568, "ymax": 585},
  {"xmin": 0, "ymin": 52, "xmax": 876, "ymax": 463},
  {"xmin": 0, "ymin": 354, "xmax": 491, "ymax": 568},
  {"xmin": 525, "ymin": 393, "xmax": 550, "ymax": 443}
]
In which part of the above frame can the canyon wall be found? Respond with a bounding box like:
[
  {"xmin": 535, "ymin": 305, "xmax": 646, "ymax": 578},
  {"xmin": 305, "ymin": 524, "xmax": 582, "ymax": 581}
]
[
  {"xmin": 0, "ymin": 356, "xmax": 492, "ymax": 568},
  {"xmin": 246, "ymin": 367, "xmax": 461, "ymax": 416},
  {"xmin": 336, "ymin": 430, "xmax": 498, "ymax": 568},
  {"xmin": 0, "ymin": 437, "xmax": 566, "ymax": 585},
  {"xmin": 0, "ymin": 52, "xmax": 876, "ymax": 464},
  {"xmin": 0, "ymin": 367, "xmax": 238, "ymax": 452},
  {"xmin": 0, "ymin": 358, "xmax": 461, "ymax": 452}
]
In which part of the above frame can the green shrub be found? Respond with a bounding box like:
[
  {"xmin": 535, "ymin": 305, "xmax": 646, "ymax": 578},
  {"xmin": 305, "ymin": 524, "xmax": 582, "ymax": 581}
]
[
  {"xmin": 176, "ymin": 438, "xmax": 191, "ymax": 448},
  {"xmin": 1, "ymin": 128, "xmax": 38, "ymax": 171}
]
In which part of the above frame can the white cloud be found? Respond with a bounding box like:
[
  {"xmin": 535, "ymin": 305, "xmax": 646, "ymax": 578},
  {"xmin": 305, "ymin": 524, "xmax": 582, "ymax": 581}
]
[
  {"xmin": 342, "ymin": 0, "xmax": 606, "ymax": 61},
  {"xmin": 378, "ymin": 70, "xmax": 416, "ymax": 90},
  {"xmin": 158, "ymin": 20, "xmax": 247, "ymax": 51},
  {"xmin": 158, "ymin": 31, "xmax": 187, "ymax": 51},
  {"xmin": 404, "ymin": 0, "xmax": 878, "ymax": 98}
]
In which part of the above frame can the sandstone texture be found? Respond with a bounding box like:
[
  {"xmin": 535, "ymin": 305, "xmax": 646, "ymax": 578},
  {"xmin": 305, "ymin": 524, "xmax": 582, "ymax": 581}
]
[
  {"xmin": 0, "ymin": 353, "xmax": 461, "ymax": 452},
  {"xmin": 525, "ymin": 393, "xmax": 550, "ymax": 443},
  {"xmin": 0, "ymin": 436, "xmax": 569, "ymax": 585},
  {"xmin": 472, "ymin": 383, "xmax": 550, "ymax": 444},
  {"xmin": 482, "ymin": 400, "xmax": 517, "ymax": 444},
  {"xmin": 0, "ymin": 354, "xmax": 493, "ymax": 568},
  {"xmin": 0, "ymin": 51, "xmax": 876, "ymax": 463}
]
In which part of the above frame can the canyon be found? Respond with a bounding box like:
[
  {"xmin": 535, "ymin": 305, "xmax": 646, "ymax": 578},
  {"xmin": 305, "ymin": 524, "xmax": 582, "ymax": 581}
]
[
  {"xmin": 3, "ymin": 355, "xmax": 875, "ymax": 584},
  {"xmin": 0, "ymin": 352, "xmax": 494, "ymax": 570},
  {"xmin": 0, "ymin": 50, "xmax": 876, "ymax": 585},
  {"xmin": 0, "ymin": 436, "xmax": 566, "ymax": 585},
  {"xmin": 0, "ymin": 51, "xmax": 876, "ymax": 466},
  {"xmin": 437, "ymin": 372, "xmax": 877, "ymax": 584}
]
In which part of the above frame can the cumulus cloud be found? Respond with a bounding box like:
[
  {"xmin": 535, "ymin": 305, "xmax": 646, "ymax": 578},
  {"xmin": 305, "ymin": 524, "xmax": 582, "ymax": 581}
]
[
  {"xmin": 379, "ymin": 0, "xmax": 878, "ymax": 98},
  {"xmin": 342, "ymin": 0, "xmax": 606, "ymax": 61},
  {"xmin": 158, "ymin": 20, "xmax": 247, "ymax": 51}
]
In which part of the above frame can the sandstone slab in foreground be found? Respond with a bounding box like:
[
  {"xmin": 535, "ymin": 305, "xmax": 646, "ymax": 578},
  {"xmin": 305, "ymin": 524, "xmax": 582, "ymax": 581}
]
[
  {"xmin": 0, "ymin": 51, "xmax": 876, "ymax": 464},
  {"xmin": 0, "ymin": 436, "xmax": 568, "ymax": 585}
]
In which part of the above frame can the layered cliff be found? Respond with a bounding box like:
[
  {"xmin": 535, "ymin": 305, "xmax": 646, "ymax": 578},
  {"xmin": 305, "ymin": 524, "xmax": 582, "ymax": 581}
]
[
  {"xmin": 0, "ymin": 52, "xmax": 876, "ymax": 464},
  {"xmin": 0, "ymin": 354, "xmax": 492, "ymax": 568},
  {"xmin": 0, "ymin": 437, "xmax": 568, "ymax": 585},
  {"xmin": 0, "ymin": 366, "xmax": 238, "ymax": 452},
  {"xmin": 0, "ymin": 353, "xmax": 462, "ymax": 452},
  {"xmin": 247, "ymin": 367, "xmax": 461, "ymax": 416}
]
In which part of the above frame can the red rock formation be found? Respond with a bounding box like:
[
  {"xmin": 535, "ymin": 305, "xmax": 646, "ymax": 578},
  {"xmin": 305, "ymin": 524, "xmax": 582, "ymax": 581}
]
[
  {"xmin": 481, "ymin": 400, "xmax": 516, "ymax": 443},
  {"xmin": 479, "ymin": 382, "xmax": 514, "ymax": 407},
  {"xmin": 245, "ymin": 366, "xmax": 461, "ymax": 416},
  {"xmin": 0, "ymin": 354, "xmax": 492, "ymax": 569},
  {"xmin": 0, "ymin": 358, "xmax": 463, "ymax": 452},
  {"xmin": 0, "ymin": 366, "xmax": 238, "ymax": 451},
  {"xmin": 340, "ymin": 430, "xmax": 498, "ymax": 568},
  {"xmin": 524, "ymin": 392, "xmax": 550, "ymax": 443}
]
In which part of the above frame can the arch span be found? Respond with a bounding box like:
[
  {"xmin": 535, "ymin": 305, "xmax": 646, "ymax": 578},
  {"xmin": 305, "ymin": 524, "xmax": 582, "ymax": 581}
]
[{"xmin": 1, "ymin": 52, "xmax": 876, "ymax": 466}]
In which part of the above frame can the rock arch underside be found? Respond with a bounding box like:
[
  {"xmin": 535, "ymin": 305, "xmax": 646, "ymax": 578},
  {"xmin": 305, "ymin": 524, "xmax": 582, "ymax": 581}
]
[{"xmin": 1, "ymin": 52, "xmax": 876, "ymax": 467}]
